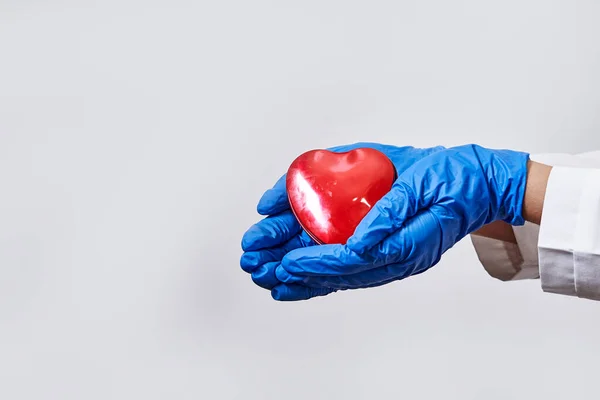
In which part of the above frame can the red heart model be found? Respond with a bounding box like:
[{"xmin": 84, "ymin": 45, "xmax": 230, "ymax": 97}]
[{"xmin": 286, "ymin": 148, "xmax": 397, "ymax": 245}]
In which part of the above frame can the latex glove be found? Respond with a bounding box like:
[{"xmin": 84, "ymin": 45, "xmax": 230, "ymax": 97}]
[
  {"xmin": 274, "ymin": 144, "xmax": 530, "ymax": 298},
  {"xmin": 240, "ymin": 143, "xmax": 445, "ymax": 300}
]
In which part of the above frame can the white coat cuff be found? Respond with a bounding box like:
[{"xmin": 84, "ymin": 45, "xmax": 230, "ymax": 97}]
[
  {"xmin": 512, "ymin": 222, "xmax": 541, "ymax": 280},
  {"xmin": 470, "ymin": 235, "xmax": 523, "ymax": 281},
  {"xmin": 470, "ymin": 221, "xmax": 540, "ymax": 281},
  {"xmin": 538, "ymin": 167, "xmax": 600, "ymax": 300}
]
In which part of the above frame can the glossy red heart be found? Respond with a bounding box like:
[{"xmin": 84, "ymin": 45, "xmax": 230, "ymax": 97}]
[{"xmin": 286, "ymin": 148, "xmax": 396, "ymax": 245}]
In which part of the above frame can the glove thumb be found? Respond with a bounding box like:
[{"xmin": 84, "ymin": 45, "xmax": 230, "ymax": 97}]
[{"xmin": 346, "ymin": 181, "xmax": 418, "ymax": 254}]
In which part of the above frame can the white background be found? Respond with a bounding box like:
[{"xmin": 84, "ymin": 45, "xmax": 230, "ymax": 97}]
[{"xmin": 1, "ymin": 1, "xmax": 600, "ymax": 399}]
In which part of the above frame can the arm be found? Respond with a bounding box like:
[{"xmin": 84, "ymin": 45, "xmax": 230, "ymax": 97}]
[
  {"xmin": 472, "ymin": 152, "xmax": 600, "ymax": 301},
  {"xmin": 522, "ymin": 160, "xmax": 552, "ymax": 225},
  {"xmin": 259, "ymin": 145, "xmax": 600, "ymax": 302}
]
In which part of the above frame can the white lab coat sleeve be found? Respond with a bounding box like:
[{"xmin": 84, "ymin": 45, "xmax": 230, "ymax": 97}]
[
  {"xmin": 470, "ymin": 151, "xmax": 600, "ymax": 300},
  {"xmin": 470, "ymin": 222, "xmax": 540, "ymax": 282}
]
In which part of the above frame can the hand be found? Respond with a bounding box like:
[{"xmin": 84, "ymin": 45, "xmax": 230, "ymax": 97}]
[
  {"xmin": 240, "ymin": 143, "xmax": 445, "ymax": 300},
  {"xmin": 274, "ymin": 144, "xmax": 530, "ymax": 299}
]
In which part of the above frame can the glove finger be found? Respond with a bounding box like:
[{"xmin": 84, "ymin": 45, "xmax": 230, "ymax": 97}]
[
  {"xmin": 280, "ymin": 209, "xmax": 443, "ymax": 289},
  {"xmin": 311, "ymin": 272, "xmax": 406, "ymax": 291},
  {"xmin": 275, "ymin": 264, "xmax": 306, "ymax": 284},
  {"xmin": 271, "ymin": 272, "xmax": 413, "ymax": 300},
  {"xmin": 281, "ymin": 244, "xmax": 380, "ymax": 276},
  {"xmin": 313, "ymin": 266, "xmax": 434, "ymax": 291},
  {"xmin": 346, "ymin": 181, "xmax": 418, "ymax": 254},
  {"xmin": 257, "ymin": 174, "xmax": 289, "ymax": 216},
  {"xmin": 298, "ymin": 261, "xmax": 415, "ymax": 289},
  {"xmin": 241, "ymin": 211, "xmax": 302, "ymax": 252},
  {"xmin": 271, "ymin": 283, "xmax": 336, "ymax": 301},
  {"xmin": 251, "ymin": 261, "xmax": 281, "ymax": 290},
  {"xmin": 275, "ymin": 241, "xmax": 415, "ymax": 287},
  {"xmin": 240, "ymin": 231, "xmax": 314, "ymax": 273}
]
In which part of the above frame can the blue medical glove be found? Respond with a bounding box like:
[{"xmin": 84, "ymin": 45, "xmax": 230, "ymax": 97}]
[
  {"xmin": 240, "ymin": 143, "xmax": 445, "ymax": 300},
  {"xmin": 273, "ymin": 144, "xmax": 530, "ymax": 300}
]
